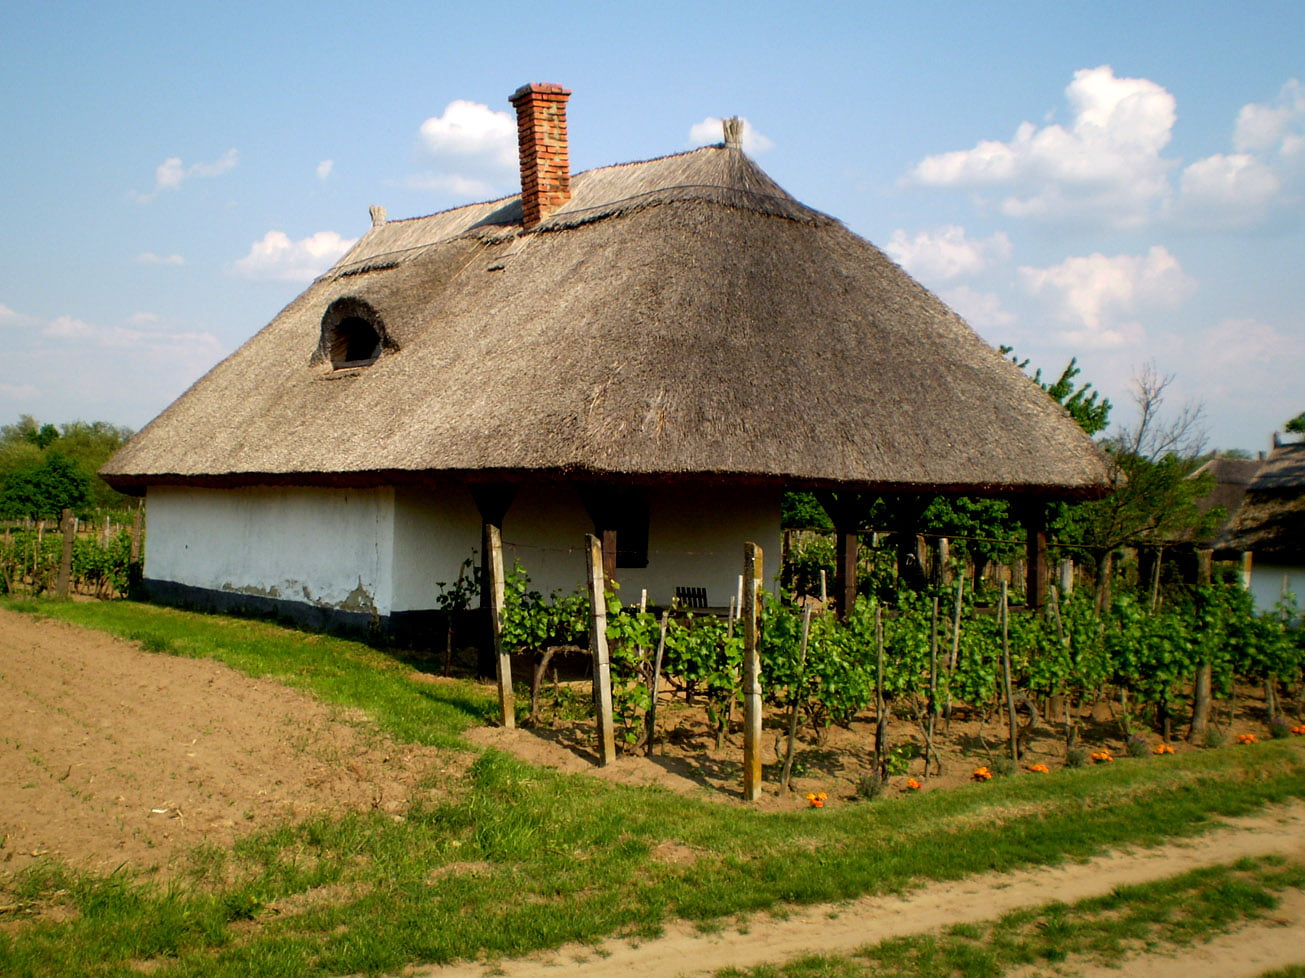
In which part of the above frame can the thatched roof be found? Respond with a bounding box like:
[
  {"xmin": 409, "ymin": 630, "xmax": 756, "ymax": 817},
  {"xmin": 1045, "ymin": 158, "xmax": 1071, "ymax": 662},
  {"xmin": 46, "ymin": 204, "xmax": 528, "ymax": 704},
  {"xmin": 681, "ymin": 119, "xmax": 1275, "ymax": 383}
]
[
  {"xmin": 1188, "ymin": 455, "xmax": 1264, "ymax": 545},
  {"xmin": 102, "ymin": 144, "xmax": 1109, "ymax": 498},
  {"xmin": 1220, "ymin": 442, "xmax": 1305, "ymax": 560}
]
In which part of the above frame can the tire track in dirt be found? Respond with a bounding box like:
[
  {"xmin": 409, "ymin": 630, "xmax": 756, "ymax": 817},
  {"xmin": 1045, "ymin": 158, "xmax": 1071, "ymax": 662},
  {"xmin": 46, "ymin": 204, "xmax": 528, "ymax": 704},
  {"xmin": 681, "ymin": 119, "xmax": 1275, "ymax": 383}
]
[{"xmin": 412, "ymin": 801, "xmax": 1305, "ymax": 978}]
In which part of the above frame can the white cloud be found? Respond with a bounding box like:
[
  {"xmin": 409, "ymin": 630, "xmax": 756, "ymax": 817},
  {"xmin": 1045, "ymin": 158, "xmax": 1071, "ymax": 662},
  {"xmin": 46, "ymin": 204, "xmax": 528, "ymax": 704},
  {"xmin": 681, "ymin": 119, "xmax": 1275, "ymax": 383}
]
[
  {"xmin": 1234, "ymin": 79, "xmax": 1305, "ymax": 155},
  {"xmin": 939, "ymin": 285, "xmax": 1016, "ymax": 329},
  {"xmin": 1174, "ymin": 153, "xmax": 1282, "ymax": 228},
  {"xmin": 688, "ymin": 116, "xmax": 774, "ymax": 154},
  {"xmin": 230, "ymin": 230, "xmax": 356, "ymax": 282},
  {"xmin": 885, "ymin": 225, "xmax": 1011, "ymax": 281},
  {"xmin": 0, "ymin": 382, "xmax": 39, "ymax": 399},
  {"xmin": 131, "ymin": 148, "xmax": 239, "ymax": 202},
  {"xmin": 412, "ymin": 100, "xmax": 518, "ymax": 199},
  {"xmin": 134, "ymin": 251, "xmax": 186, "ymax": 266},
  {"xmin": 4, "ymin": 308, "xmax": 227, "ymax": 427},
  {"xmin": 909, "ymin": 66, "xmax": 1176, "ymax": 228},
  {"xmin": 0, "ymin": 302, "xmax": 37, "ymax": 327},
  {"xmin": 317, "ymin": 159, "xmax": 334, "ymax": 181},
  {"xmin": 42, "ymin": 315, "xmax": 154, "ymax": 347},
  {"xmin": 406, "ymin": 172, "xmax": 502, "ymax": 198},
  {"xmin": 1019, "ymin": 245, "xmax": 1196, "ymax": 349}
]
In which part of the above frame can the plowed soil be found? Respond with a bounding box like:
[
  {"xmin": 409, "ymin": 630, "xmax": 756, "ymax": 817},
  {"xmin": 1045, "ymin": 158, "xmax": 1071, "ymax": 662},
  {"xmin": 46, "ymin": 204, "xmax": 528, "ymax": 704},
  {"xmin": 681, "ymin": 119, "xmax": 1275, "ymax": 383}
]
[{"xmin": 0, "ymin": 608, "xmax": 462, "ymax": 877}]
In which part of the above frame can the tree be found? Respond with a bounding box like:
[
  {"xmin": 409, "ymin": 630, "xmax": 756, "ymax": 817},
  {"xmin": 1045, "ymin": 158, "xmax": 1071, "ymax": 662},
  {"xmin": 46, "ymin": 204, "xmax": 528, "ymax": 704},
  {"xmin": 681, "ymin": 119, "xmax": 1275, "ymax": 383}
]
[
  {"xmin": 1285, "ymin": 411, "xmax": 1305, "ymax": 435},
  {"xmin": 1054, "ymin": 363, "xmax": 1221, "ymax": 584},
  {"xmin": 0, "ymin": 416, "xmax": 134, "ymax": 512},
  {"xmin": 0, "ymin": 452, "xmax": 92, "ymax": 520},
  {"xmin": 1003, "ymin": 350, "xmax": 1112, "ymax": 437}
]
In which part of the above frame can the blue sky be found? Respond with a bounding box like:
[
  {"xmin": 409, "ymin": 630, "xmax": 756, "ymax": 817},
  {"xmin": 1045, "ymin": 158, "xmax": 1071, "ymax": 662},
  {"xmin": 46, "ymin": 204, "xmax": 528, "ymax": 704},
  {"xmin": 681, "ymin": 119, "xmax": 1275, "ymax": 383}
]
[{"xmin": 2, "ymin": 1, "xmax": 1302, "ymax": 454}]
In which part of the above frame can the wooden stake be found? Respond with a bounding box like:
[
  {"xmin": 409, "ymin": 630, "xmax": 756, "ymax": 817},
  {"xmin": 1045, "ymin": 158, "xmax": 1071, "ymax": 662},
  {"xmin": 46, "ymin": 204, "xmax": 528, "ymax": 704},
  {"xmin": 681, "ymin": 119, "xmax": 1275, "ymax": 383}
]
[
  {"xmin": 1001, "ymin": 582, "xmax": 1019, "ymax": 764},
  {"xmin": 1149, "ymin": 546, "xmax": 1163, "ymax": 613},
  {"xmin": 742, "ymin": 542, "xmax": 763, "ymax": 801},
  {"xmin": 1189, "ymin": 549, "xmax": 1215, "ymax": 742},
  {"xmin": 874, "ymin": 605, "xmax": 887, "ymax": 777},
  {"xmin": 924, "ymin": 596, "xmax": 940, "ymax": 777},
  {"xmin": 943, "ymin": 576, "xmax": 963, "ymax": 733},
  {"xmin": 780, "ymin": 604, "xmax": 812, "ymax": 792},
  {"xmin": 586, "ymin": 534, "xmax": 617, "ymax": 766},
  {"xmin": 644, "ymin": 611, "xmax": 670, "ymax": 756},
  {"xmin": 56, "ymin": 509, "xmax": 74, "ymax": 598},
  {"xmin": 485, "ymin": 523, "xmax": 514, "ymax": 729}
]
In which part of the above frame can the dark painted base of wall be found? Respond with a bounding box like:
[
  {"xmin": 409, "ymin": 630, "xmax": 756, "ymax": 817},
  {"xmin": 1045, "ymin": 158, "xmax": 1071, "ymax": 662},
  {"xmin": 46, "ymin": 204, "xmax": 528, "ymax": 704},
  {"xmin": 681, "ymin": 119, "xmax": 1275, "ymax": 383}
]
[{"xmin": 141, "ymin": 579, "xmax": 484, "ymax": 661}]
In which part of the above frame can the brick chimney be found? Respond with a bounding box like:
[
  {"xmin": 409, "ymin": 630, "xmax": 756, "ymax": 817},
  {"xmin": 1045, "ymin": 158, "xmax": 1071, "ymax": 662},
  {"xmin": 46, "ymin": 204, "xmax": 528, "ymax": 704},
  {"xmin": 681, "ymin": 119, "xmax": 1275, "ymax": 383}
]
[{"xmin": 510, "ymin": 82, "xmax": 571, "ymax": 228}]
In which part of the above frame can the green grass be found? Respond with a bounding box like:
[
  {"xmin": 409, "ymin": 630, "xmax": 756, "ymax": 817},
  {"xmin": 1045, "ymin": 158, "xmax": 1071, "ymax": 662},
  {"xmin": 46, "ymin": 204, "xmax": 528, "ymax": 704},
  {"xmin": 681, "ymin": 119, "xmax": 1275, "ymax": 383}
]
[
  {"xmin": 3, "ymin": 596, "xmax": 1305, "ymax": 977},
  {"xmin": 714, "ymin": 856, "xmax": 1305, "ymax": 977}
]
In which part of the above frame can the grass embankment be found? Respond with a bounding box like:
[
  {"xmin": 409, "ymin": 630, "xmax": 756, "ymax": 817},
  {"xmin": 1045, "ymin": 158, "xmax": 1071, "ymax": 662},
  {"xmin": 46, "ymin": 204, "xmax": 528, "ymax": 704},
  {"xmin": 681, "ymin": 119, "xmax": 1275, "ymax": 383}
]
[
  {"xmin": 717, "ymin": 856, "xmax": 1305, "ymax": 977},
  {"xmin": 3, "ymin": 597, "xmax": 1305, "ymax": 978}
]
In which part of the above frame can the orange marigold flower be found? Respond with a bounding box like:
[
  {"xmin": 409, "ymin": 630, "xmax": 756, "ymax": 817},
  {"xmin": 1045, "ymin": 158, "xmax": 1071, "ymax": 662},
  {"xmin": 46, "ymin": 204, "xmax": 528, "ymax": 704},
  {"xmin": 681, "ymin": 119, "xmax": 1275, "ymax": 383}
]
[
  {"xmin": 1027, "ymin": 763, "xmax": 1050, "ymax": 774},
  {"xmin": 1292, "ymin": 725, "xmax": 1305, "ymax": 737},
  {"xmin": 972, "ymin": 767, "xmax": 993, "ymax": 782},
  {"xmin": 1237, "ymin": 733, "xmax": 1258, "ymax": 744},
  {"xmin": 905, "ymin": 778, "xmax": 922, "ymax": 790},
  {"xmin": 1153, "ymin": 743, "xmax": 1175, "ymax": 755},
  {"xmin": 806, "ymin": 791, "xmax": 827, "ymax": 808},
  {"xmin": 1091, "ymin": 750, "xmax": 1114, "ymax": 764}
]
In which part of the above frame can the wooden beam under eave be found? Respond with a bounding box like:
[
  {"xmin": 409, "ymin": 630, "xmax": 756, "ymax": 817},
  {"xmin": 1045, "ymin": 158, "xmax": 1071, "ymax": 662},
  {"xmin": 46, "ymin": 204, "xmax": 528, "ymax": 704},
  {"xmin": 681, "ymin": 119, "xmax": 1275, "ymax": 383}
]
[{"xmin": 1023, "ymin": 499, "xmax": 1048, "ymax": 609}]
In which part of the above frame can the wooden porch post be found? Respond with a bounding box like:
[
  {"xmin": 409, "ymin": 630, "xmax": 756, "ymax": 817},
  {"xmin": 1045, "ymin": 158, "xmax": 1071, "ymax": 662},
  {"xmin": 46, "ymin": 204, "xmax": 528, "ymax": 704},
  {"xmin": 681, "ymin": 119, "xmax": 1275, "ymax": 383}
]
[
  {"xmin": 471, "ymin": 484, "xmax": 517, "ymax": 679},
  {"xmin": 577, "ymin": 485, "xmax": 622, "ymax": 590},
  {"xmin": 1022, "ymin": 499, "xmax": 1048, "ymax": 609},
  {"xmin": 815, "ymin": 491, "xmax": 863, "ymax": 620}
]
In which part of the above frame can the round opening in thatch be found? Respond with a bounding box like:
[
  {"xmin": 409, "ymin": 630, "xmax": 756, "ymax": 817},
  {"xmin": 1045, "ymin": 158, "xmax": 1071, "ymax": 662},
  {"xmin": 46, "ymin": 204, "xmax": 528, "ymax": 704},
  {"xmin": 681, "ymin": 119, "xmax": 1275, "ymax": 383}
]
[{"xmin": 320, "ymin": 297, "xmax": 387, "ymax": 369}]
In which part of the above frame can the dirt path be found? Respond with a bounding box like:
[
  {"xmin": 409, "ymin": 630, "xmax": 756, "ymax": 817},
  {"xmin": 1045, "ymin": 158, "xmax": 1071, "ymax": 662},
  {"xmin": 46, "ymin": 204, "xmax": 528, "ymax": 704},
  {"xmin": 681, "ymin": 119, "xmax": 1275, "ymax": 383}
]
[
  {"xmin": 0, "ymin": 608, "xmax": 462, "ymax": 877},
  {"xmin": 413, "ymin": 802, "xmax": 1305, "ymax": 978}
]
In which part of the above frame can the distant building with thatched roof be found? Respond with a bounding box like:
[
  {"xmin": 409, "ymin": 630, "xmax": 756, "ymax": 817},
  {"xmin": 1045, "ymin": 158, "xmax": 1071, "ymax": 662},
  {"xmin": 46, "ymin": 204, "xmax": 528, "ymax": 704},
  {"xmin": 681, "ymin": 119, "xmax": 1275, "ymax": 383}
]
[
  {"xmin": 102, "ymin": 83, "xmax": 1108, "ymax": 637},
  {"xmin": 1220, "ymin": 438, "xmax": 1305, "ymax": 610}
]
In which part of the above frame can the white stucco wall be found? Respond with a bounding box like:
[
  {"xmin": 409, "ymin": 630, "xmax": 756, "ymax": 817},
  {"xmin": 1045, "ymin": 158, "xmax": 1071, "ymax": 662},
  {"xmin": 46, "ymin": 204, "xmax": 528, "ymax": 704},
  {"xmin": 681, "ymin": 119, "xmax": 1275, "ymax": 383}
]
[
  {"xmin": 390, "ymin": 483, "xmax": 482, "ymax": 612},
  {"xmin": 145, "ymin": 481, "xmax": 782, "ymax": 619},
  {"xmin": 145, "ymin": 485, "xmax": 396, "ymax": 616},
  {"xmin": 498, "ymin": 483, "xmax": 781, "ymax": 607},
  {"xmin": 1248, "ymin": 563, "xmax": 1305, "ymax": 615}
]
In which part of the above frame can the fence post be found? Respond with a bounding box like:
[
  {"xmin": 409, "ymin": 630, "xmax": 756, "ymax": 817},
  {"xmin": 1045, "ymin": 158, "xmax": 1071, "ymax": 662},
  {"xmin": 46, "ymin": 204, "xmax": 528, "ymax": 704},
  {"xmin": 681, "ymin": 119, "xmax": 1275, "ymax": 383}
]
[
  {"xmin": 586, "ymin": 533, "xmax": 617, "ymax": 766},
  {"xmin": 57, "ymin": 508, "xmax": 74, "ymax": 598},
  {"xmin": 129, "ymin": 501, "xmax": 144, "ymax": 590},
  {"xmin": 1059, "ymin": 558, "xmax": 1074, "ymax": 596},
  {"xmin": 1188, "ymin": 549, "xmax": 1215, "ymax": 741},
  {"xmin": 485, "ymin": 523, "xmax": 514, "ymax": 729},
  {"xmin": 742, "ymin": 541, "xmax": 763, "ymax": 801}
]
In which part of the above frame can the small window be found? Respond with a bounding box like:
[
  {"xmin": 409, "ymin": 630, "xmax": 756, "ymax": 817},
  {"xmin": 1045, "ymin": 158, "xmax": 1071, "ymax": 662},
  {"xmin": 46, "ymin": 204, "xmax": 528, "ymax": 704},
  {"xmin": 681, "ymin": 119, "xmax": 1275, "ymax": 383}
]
[
  {"xmin": 317, "ymin": 297, "xmax": 391, "ymax": 369},
  {"xmin": 331, "ymin": 316, "xmax": 381, "ymax": 366}
]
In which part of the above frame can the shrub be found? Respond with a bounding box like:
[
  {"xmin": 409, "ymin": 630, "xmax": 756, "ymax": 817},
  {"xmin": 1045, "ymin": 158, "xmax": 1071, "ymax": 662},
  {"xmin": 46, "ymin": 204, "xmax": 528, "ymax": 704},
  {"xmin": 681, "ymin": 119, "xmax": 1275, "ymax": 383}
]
[{"xmin": 1125, "ymin": 732, "xmax": 1151, "ymax": 758}]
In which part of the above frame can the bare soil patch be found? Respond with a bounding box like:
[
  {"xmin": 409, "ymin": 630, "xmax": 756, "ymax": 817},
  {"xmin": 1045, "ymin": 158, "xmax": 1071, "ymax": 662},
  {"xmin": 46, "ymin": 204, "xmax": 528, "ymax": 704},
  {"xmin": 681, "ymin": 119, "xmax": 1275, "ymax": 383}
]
[{"xmin": 0, "ymin": 608, "xmax": 464, "ymax": 878}]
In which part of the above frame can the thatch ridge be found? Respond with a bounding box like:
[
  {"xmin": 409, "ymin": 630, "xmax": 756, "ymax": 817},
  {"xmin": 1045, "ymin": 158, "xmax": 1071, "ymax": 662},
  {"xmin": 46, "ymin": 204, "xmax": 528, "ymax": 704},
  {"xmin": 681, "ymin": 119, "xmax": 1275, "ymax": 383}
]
[{"xmin": 1220, "ymin": 443, "xmax": 1305, "ymax": 559}]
